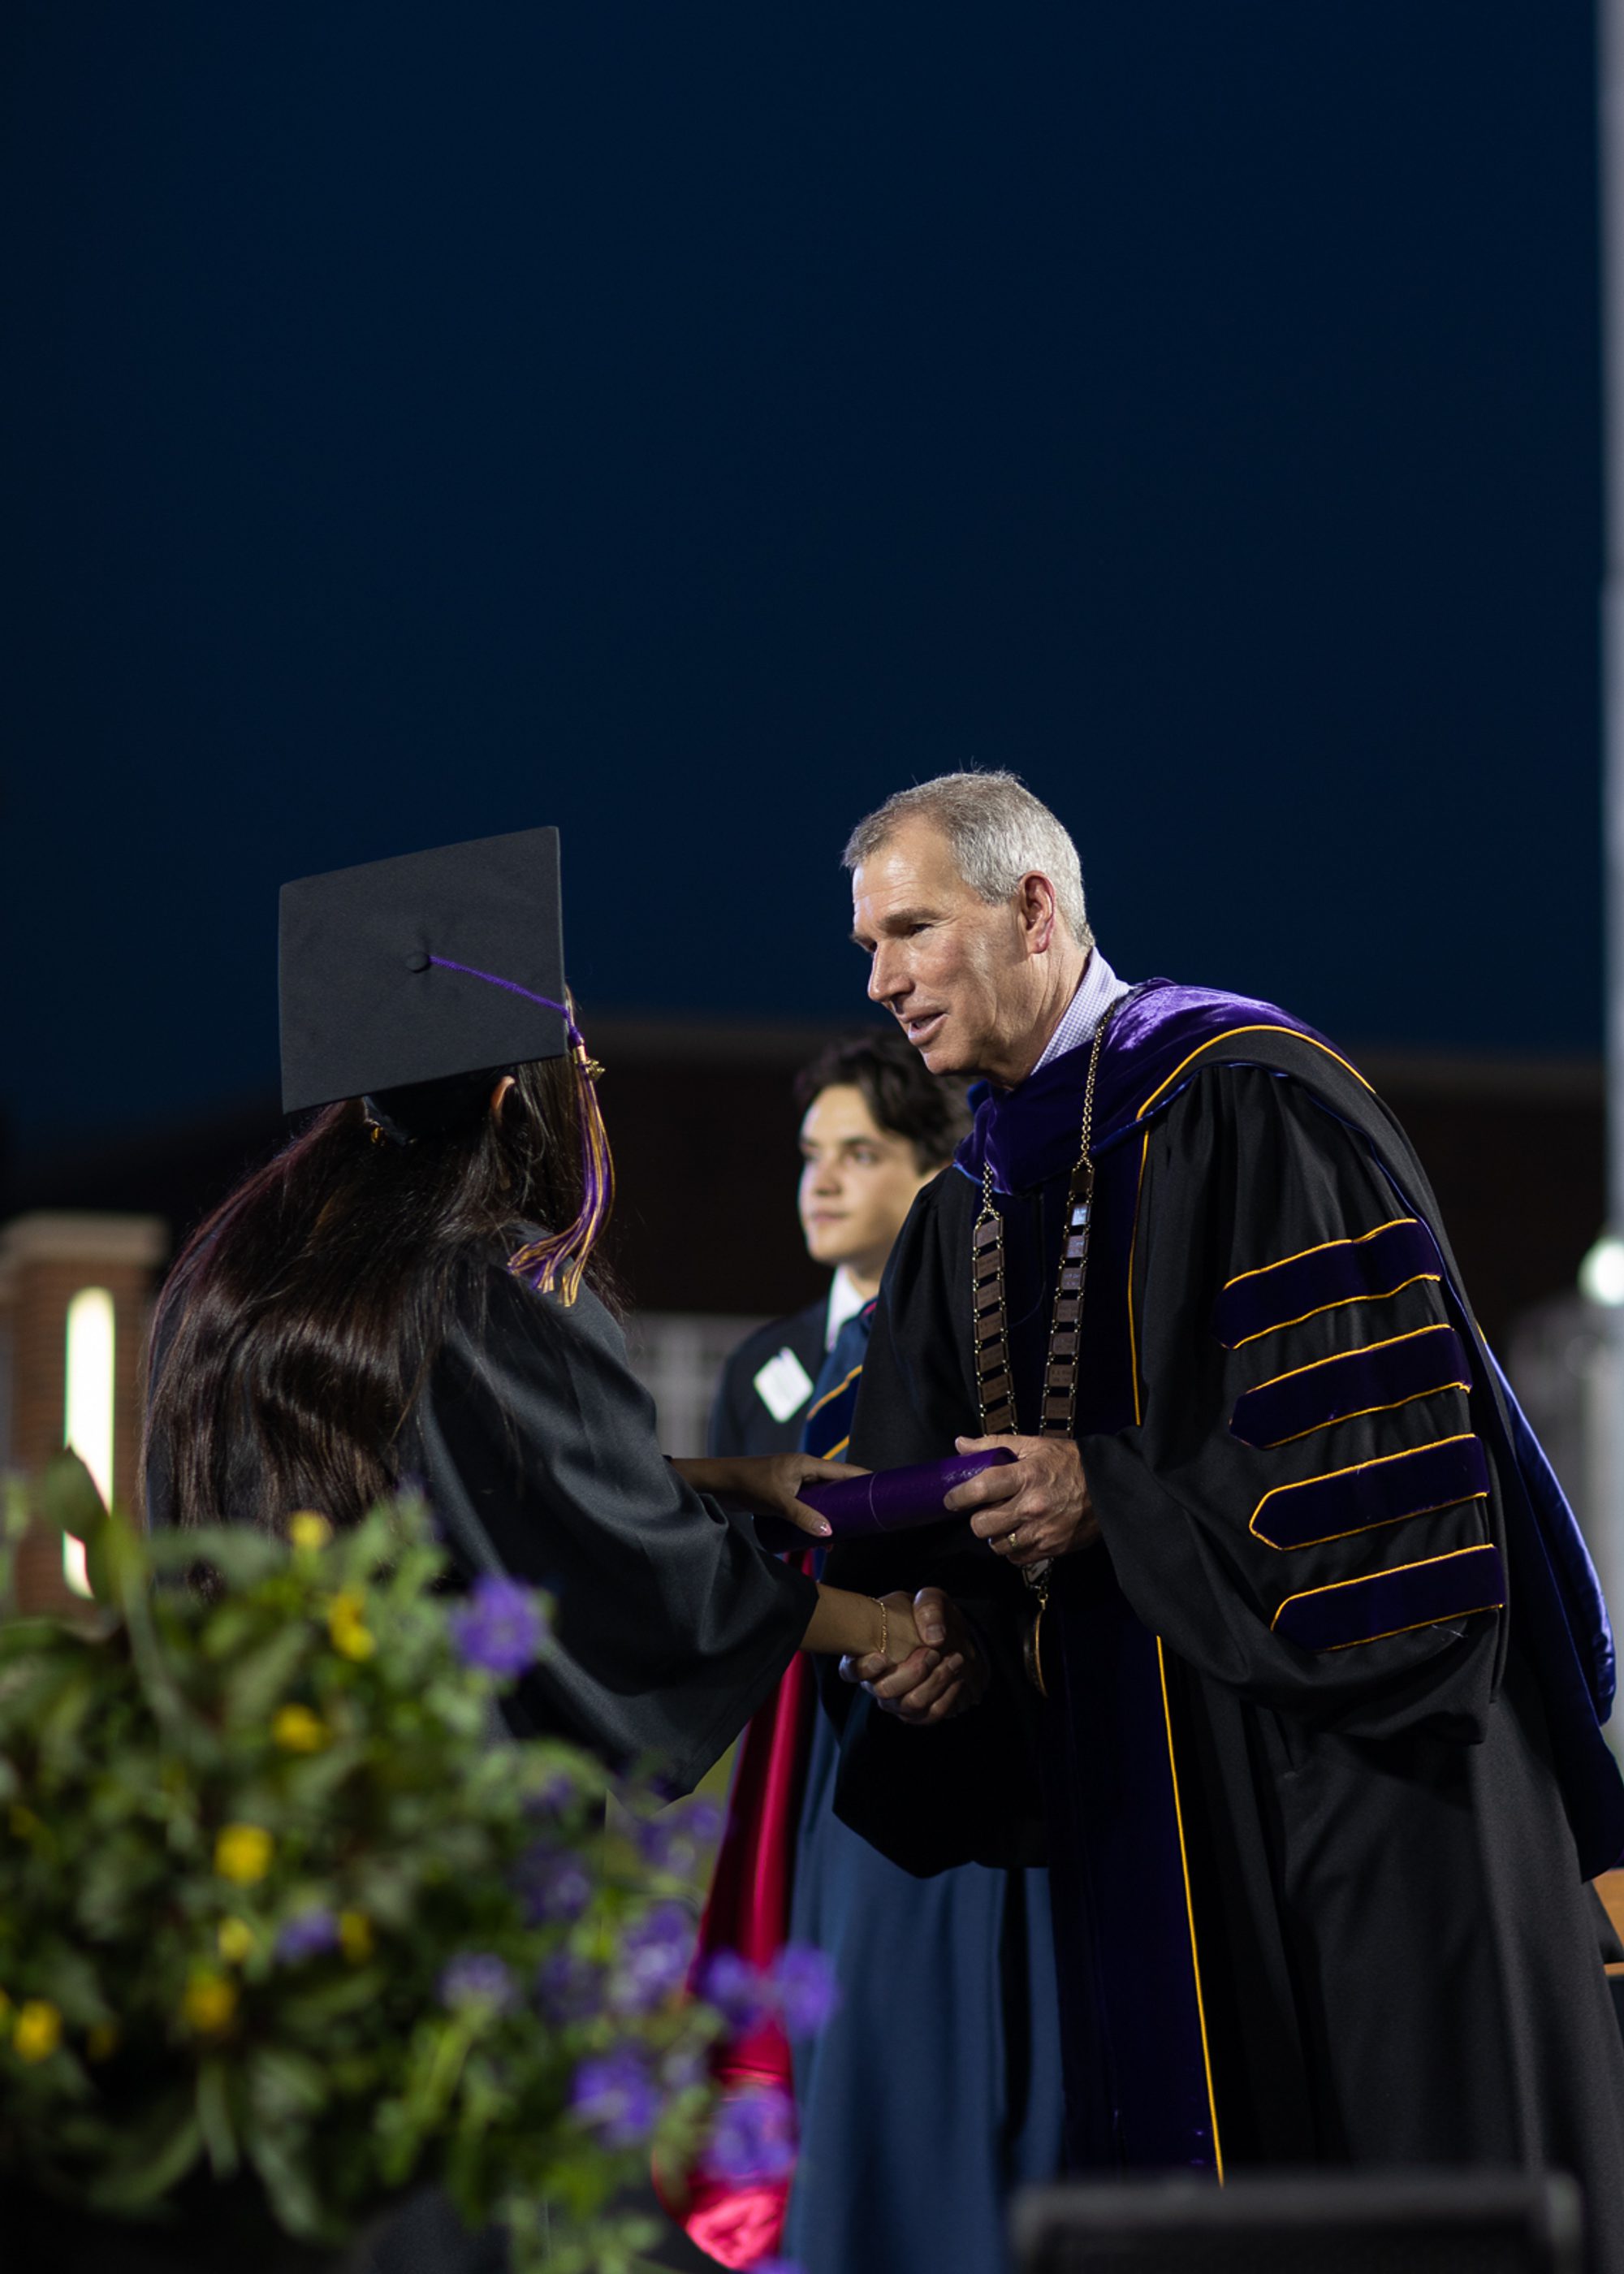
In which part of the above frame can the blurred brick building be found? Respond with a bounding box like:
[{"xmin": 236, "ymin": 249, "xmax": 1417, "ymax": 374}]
[
  {"xmin": 0, "ymin": 1211, "xmax": 166, "ymax": 1607},
  {"xmin": 0, "ymin": 1020, "xmax": 1608, "ymax": 1477}
]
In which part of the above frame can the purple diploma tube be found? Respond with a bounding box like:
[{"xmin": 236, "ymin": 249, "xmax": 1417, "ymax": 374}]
[{"xmin": 796, "ymin": 1446, "xmax": 1017, "ymax": 1537}]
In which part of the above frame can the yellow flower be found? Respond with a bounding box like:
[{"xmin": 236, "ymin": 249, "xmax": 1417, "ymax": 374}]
[
  {"xmin": 85, "ymin": 2022, "xmax": 119, "ymax": 2063},
  {"xmin": 326, "ymin": 1592, "xmax": 375, "ymax": 1662},
  {"xmin": 337, "ymin": 1910, "xmax": 374, "ymax": 1963},
  {"xmin": 217, "ymin": 1917, "xmax": 257, "ymax": 1965},
  {"xmin": 182, "ymin": 1974, "xmax": 237, "ymax": 2035},
  {"xmin": 287, "ymin": 1511, "xmax": 332, "ymax": 1552},
  {"xmin": 271, "ymin": 1704, "xmax": 328, "ymax": 1753},
  {"xmin": 214, "ymin": 1823, "xmax": 274, "ymax": 1885},
  {"xmin": 12, "ymin": 2001, "xmax": 62, "ymax": 2062}
]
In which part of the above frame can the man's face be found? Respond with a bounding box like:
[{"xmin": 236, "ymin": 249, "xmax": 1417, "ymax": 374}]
[
  {"xmin": 797, "ymin": 1083, "xmax": 932, "ymax": 1283},
  {"xmin": 850, "ymin": 815, "xmax": 1042, "ymax": 1080}
]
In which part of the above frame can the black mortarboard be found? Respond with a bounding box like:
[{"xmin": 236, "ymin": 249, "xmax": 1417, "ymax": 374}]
[{"xmin": 279, "ymin": 826, "xmax": 570, "ymax": 1116}]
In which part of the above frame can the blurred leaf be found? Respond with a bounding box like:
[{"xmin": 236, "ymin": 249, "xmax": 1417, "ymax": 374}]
[
  {"xmin": 31, "ymin": 1943, "xmax": 112, "ymax": 2027},
  {"xmin": 146, "ymin": 1525, "xmax": 286, "ymax": 1593},
  {"xmin": 279, "ymin": 1969, "xmax": 399, "ymax": 2029},
  {"xmin": 243, "ymin": 2121, "xmax": 332, "ymax": 2243},
  {"xmin": 247, "ymin": 2044, "xmax": 329, "ymax": 2121},
  {"xmin": 83, "ymin": 2099, "xmax": 202, "ymax": 2212},
  {"xmin": 215, "ymin": 1623, "xmax": 313, "ymax": 1730},
  {"xmin": 196, "ymin": 2058, "xmax": 239, "ymax": 2177},
  {"xmin": 37, "ymin": 1452, "xmax": 108, "ymax": 1550},
  {"xmin": 34, "ymin": 1657, "xmax": 101, "ymax": 1779}
]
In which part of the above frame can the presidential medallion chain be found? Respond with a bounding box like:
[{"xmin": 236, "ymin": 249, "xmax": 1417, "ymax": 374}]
[
  {"xmin": 971, "ymin": 1000, "xmax": 1119, "ymax": 1693},
  {"xmin": 971, "ymin": 1164, "xmax": 1017, "ymax": 1436},
  {"xmin": 1038, "ymin": 1001, "xmax": 1110, "ymax": 1439}
]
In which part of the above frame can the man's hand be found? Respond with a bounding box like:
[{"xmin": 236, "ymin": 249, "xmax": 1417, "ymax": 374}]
[
  {"xmin": 944, "ymin": 1432, "xmax": 1097, "ymax": 1568},
  {"xmin": 838, "ymin": 1587, "xmax": 987, "ymax": 1725}
]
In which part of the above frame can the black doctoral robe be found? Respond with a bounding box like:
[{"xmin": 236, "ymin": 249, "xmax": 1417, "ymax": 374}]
[
  {"xmin": 147, "ymin": 1234, "xmax": 818, "ymax": 1796},
  {"xmin": 826, "ymin": 981, "xmax": 1624, "ymax": 2267}
]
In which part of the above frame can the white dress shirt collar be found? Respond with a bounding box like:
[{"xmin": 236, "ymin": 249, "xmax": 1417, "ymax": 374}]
[
  {"xmin": 1030, "ymin": 949, "xmax": 1132, "ymax": 1078},
  {"xmin": 825, "ymin": 1264, "xmax": 869, "ymax": 1349}
]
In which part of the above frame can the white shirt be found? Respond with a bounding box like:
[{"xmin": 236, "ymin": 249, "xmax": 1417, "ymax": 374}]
[
  {"xmin": 1030, "ymin": 948, "xmax": 1132, "ymax": 1077},
  {"xmin": 825, "ymin": 1264, "xmax": 869, "ymax": 1350}
]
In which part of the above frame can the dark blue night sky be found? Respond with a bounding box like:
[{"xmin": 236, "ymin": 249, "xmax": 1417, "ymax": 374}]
[{"xmin": 1, "ymin": 4, "xmax": 1605, "ymax": 1143}]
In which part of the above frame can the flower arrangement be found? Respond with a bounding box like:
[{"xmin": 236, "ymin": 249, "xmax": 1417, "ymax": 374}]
[{"xmin": 0, "ymin": 1456, "xmax": 827, "ymax": 2272}]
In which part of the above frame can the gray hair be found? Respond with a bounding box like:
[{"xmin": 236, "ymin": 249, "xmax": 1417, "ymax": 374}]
[{"xmin": 842, "ymin": 771, "xmax": 1093, "ymax": 949}]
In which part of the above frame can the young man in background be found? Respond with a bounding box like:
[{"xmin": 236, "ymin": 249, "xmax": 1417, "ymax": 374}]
[
  {"xmin": 706, "ymin": 1030, "xmax": 965, "ymax": 1458},
  {"xmin": 693, "ymin": 1033, "xmax": 1063, "ymax": 2274}
]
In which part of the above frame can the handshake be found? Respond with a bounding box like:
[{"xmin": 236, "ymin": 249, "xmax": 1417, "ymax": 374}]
[
  {"xmin": 678, "ymin": 1429, "xmax": 1098, "ymax": 1725},
  {"xmin": 839, "ymin": 1585, "xmax": 988, "ymax": 1724}
]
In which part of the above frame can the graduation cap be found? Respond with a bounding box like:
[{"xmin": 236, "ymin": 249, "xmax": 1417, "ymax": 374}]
[{"xmin": 278, "ymin": 825, "xmax": 611, "ymax": 1303}]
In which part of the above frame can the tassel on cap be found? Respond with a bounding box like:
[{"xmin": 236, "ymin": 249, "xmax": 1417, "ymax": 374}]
[
  {"xmin": 421, "ymin": 955, "xmax": 613, "ymax": 1306},
  {"xmin": 507, "ymin": 1031, "xmax": 615, "ymax": 1305}
]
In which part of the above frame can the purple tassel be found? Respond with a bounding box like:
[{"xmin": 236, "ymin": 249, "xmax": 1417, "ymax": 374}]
[{"xmin": 426, "ymin": 956, "xmax": 614, "ymax": 1305}]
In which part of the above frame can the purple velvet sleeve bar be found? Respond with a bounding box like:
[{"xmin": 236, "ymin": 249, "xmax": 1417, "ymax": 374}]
[
  {"xmin": 1229, "ymin": 1323, "xmax": 1473, "ymax": 1450},
  {"xmin": 1271, "ymin": 1541, "xmax": 1505, "ymax": 1653},
  {"xmin": 1212, "ymin": 1217, "xmax": 1440, "ymax": 1351}
]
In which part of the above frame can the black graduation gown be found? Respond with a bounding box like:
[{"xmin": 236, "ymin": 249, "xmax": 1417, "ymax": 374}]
[
  {"xmin": 827, "ymin": 984, "xmax": 1624, "ymax": 2265},
  {"xmin": 147, "ymin": 1242, "xmax": 818, "ymax": 1797},
  {"xmin": 403, "ymin": 1254, "xmax": 820, "ymax": 1792}
]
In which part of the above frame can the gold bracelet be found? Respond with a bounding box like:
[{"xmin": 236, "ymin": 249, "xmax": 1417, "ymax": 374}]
[{"xmin": 874, "ymin": 1596, "xmax": 888, "ymax": 1660}]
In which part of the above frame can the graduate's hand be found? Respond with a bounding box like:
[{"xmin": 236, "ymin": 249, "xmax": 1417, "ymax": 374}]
[
  {"xmin": 671, "ymin": 1452, "xmax": 867, "ymax": 1540},
  {"xmin": 837, "ymin": 1588, "xmax": 987, "ymax": 1724},
  {"xmin": 945, "ymin": 1433, "xmax": 1098, "ymax": 1567}
]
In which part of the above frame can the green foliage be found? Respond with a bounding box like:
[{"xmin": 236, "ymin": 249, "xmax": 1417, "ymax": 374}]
[{"xmin": 0, "ymin": 1463, "xmax": 721, "ymax": 2271}]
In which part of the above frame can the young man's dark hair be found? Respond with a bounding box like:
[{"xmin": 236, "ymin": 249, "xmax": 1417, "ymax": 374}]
[{"xmin": 793, "ymin": 1027, "xmax": 970, "ymax": 1170}]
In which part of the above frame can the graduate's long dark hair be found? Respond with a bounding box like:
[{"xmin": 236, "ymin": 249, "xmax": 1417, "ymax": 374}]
[{"xmin": 145, "ymin": 1055, "xmax": 611, "ymax": 1539}]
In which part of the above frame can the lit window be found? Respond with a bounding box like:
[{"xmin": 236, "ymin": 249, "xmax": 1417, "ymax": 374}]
[
  {"xmin": 63, "ymin": 1287, "xmax": 114, "ymax": 1597},
  {"xmin": 1582, "ymin": 1234, "xmax": 1624, "ymax": 1309}
]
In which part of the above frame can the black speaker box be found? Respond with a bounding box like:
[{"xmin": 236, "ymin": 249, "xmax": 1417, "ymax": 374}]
[{"xmin": 1013, "ymin": 2171, "xmax": 1583, "ymax": 2274}]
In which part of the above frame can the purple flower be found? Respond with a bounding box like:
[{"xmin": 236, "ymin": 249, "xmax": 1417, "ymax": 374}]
[
  {"xmin": 772, "ymin": 1943, "xmax": 840, "ymax": 2036},
  {"xmin": 571, "ymin": 2046, "xmax": 659, "ymax": 2147},
  {"xmin": 525, "ymin": 1769, "xmax": 580, "ymax": 1818},
  {"xmin": 536, "ymin": 1947, "xmax": 606, "ymax": 2023},
  {"xmin": 609, "ymin": 1901, "xmax": 694, "ymax": 2015},
  {"xmin": 660, "ymin": 2042, "xmax": 709, "ymax": 2095},
  {"xmin": 703, "ymin": 2084, "xmax": 797, "ymax": 2184},
  {"xmin": 449, "ymin": 1576, "xmax": 551, "ymax": 1677},
  {"xmin": 514, "ymin": 1841, "xmax": 593, "ymax": 1925},
  {"xmin": 699, "ymin": 1949, "xmax": 775, "ymax": 2038},
  {"xmin": 636, "ymin": 1797, "xmax": 723, "ymax": 1876},
  {"xmin": 438, "ymin": 1952, "xmax": 517, "ymax": 2013},
  {"xmin": 275, "ymin": 1908, "xmax": 339, "ymax": 1962}
]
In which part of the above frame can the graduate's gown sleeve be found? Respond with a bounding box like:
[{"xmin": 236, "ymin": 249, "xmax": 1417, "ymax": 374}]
[
  {"xmin": 408, "ymin": 1261, "xmax": 818, "ymax": 1795},
  {"xmin": 1083, "ymin": 1065, "xmax": 1501, "ymax": 1738}
]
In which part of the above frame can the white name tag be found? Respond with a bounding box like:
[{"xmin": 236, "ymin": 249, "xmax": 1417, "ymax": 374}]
[{"xmin": 754, "ymin": 1346, "xmax": 815, "ymax": 1424}]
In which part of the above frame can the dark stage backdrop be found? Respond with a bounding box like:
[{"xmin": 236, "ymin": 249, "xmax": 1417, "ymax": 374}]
[{"xmin": 0, "ymin": 2, "xmax": 1606, "ymax": 1158}]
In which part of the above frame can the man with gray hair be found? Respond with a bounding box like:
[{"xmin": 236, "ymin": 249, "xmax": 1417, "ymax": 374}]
[{"xmin": 818, "ymin": 768, "xmax": 1624, "ymax": 2253}]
